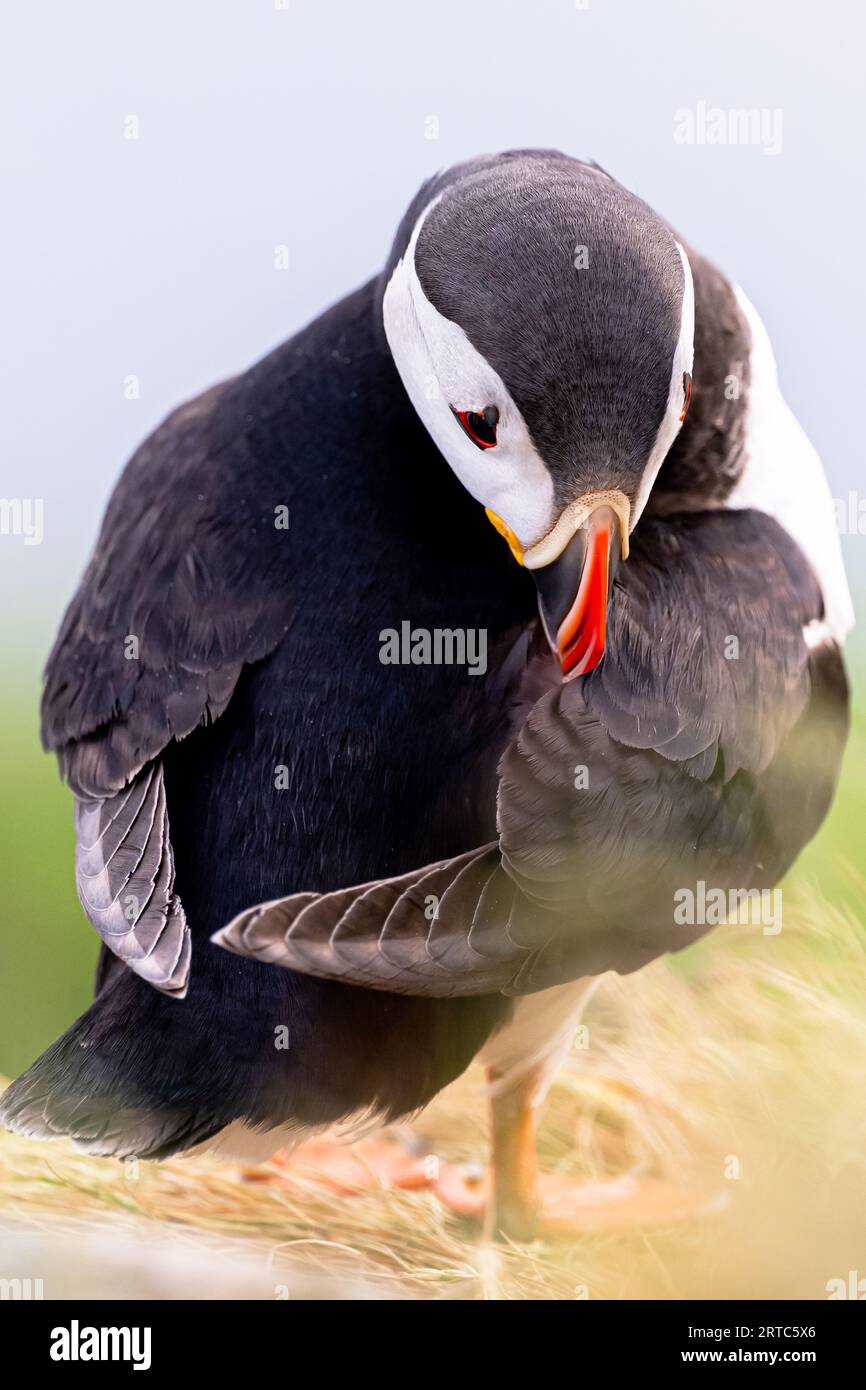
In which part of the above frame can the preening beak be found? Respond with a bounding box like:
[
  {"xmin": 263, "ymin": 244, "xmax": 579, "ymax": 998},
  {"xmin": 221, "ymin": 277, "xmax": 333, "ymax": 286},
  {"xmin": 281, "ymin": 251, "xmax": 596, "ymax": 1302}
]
[
  {"xmin": 484, "ymin": 488, "xmax": 630, "ymax": 681},
  {"xmin": 531, "ymin": 505, "xmax": 623, "ymax": 679}
]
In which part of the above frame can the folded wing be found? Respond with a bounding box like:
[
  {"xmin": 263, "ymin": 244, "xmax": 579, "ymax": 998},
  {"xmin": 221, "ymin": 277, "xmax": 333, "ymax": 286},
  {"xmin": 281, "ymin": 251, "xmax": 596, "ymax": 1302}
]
[
  {"xmin": 43, "ymin": 383, "xmax": 293, "ymax": 995},
  {"xmin": 214, "ymin": 509, "xmax": 849, "ymax": 996}
]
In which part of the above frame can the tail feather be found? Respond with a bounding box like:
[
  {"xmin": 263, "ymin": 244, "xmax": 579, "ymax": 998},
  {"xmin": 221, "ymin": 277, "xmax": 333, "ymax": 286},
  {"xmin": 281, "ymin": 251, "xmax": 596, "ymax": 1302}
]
[
  {"xmin": 0, "ymin": 945, "xmax": 296, "ymax": 1160},
  {"xmin": 0, "ymin": 1007, "xmax": 223, "ymax": 1160},
  {"xmin": 2, "ymin": 903, "xmax": 514, "ymax": 1157}
]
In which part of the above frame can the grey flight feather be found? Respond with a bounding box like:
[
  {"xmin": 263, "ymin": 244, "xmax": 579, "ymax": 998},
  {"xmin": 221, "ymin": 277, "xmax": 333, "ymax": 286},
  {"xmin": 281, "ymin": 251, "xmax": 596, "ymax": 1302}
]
[
  {"xmin": 212, "ymin": 845, "xmax": 537, "ymax": 998},
  {"xmin": 75, "ymin": 764, "xmax": 190, "ymax": 997}
]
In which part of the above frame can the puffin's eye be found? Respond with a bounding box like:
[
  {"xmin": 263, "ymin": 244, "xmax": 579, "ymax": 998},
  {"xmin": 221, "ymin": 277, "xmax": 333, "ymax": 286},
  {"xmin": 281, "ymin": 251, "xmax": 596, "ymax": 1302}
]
[
  {"xmin": 450, "ymin": 404, "xmax": 499, "ymax": 450},
  {"xmin": 679, "ymin": 371, "xmax": 693, "ymax": 422}
]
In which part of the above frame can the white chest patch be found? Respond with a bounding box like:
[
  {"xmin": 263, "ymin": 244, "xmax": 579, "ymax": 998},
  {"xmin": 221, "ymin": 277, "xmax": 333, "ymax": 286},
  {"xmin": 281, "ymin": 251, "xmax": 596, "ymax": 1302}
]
[{"xmin": 725, "ymin": 288, "xmax": 854, "ymax": 642}]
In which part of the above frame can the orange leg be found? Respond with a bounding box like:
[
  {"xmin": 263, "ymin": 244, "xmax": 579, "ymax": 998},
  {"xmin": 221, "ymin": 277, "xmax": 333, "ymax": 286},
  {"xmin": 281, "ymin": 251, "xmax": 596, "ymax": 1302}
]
[
  {"xmin": 431, "ymin": 1066, "xmax": 542, "ymax": 1238},
  {"xmin": 247, "ymin": 1081, "xmax": 722, "ymax": 1237},
  {"xmin": 487, "ymin": 1068, "xmax": 542, "ymax": 1240},
  {"xmin": 432, "ymin": 1066, "xmax": 724, "ymax": 1239}
]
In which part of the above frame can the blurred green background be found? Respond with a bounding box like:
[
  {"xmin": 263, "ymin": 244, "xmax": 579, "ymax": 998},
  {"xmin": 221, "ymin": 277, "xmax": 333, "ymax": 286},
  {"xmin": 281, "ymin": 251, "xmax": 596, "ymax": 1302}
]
[
  {"xmin": 1, "ymin": 652, "xmax": 99, "ymax": 1078},
  {"xmin": 1, "ymin": 594, "xmax": 864, "ymax": 1081}
]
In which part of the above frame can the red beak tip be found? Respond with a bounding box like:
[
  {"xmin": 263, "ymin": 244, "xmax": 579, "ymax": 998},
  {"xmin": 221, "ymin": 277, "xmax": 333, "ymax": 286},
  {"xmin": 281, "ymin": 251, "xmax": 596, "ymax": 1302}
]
[
  {"xmin": 559, "ymin": 642, "xmax": 605, "ymax": 680},
  {"xmin": 554, "ymin": 513, "xmax": 613, "ymax": 682}
]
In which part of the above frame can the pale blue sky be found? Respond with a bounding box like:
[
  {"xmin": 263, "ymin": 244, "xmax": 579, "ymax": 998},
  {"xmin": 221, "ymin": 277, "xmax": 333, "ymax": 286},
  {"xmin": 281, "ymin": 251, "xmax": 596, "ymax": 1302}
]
[{"xmin": 2, "ymin": 0, "xmax": 864, "ymax": 658}]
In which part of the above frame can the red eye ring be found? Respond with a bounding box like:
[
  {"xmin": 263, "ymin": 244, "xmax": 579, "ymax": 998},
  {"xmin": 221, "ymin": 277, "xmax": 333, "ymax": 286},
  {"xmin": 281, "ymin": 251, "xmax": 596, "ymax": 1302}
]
[{"xmin": 450, "ymin": 404, "xmax": 499, "ymax": 450}]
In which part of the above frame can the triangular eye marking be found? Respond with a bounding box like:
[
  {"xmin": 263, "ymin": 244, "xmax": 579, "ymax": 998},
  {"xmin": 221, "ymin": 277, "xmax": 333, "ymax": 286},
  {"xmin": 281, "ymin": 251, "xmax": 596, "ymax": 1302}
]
[
  {"xmin": 450, "ymin": 404, "xmax": 499, "ymax": 449},
  {"xmin": 679, "ymin": 371, "xmax": 693, "ymax": 422}
]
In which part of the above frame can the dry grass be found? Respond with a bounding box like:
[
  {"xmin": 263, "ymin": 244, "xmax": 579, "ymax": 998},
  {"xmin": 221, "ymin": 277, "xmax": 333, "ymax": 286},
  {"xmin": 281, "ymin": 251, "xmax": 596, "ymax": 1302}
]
[{"xmin": 2, "ymin": 883, "xmax": 866, "ymax": 1300}]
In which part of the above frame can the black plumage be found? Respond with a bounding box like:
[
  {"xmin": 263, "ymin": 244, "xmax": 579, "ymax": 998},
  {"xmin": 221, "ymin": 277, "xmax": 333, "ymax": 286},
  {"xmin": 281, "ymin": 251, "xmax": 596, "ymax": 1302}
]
[
  {"xmin": 0, "ymin": 151, "xmax": 849, "ymax": 1170},
  {"xmin": 3, "ymin": 282, "xmax": 529, "ymax": 1155},
  {"xmin": 217, "ymin": 511, "xmax": 848, "ymax": 995}
]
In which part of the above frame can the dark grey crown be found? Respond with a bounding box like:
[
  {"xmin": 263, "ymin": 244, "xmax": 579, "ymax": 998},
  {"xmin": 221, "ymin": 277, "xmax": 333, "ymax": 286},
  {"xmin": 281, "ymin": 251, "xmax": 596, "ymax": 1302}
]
[{"xmin": 411, "ymin": 151, "xmax": 685, "ymax": 509}]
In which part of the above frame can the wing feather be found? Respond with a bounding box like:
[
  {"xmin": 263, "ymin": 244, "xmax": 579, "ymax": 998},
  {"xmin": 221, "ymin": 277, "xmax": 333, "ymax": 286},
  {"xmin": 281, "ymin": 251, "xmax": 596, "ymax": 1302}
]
[
  {"xmin": 74, "ymin": 766, "xmax": 190, "ymax": 995},
  {"xmin": 43, "ymin": 382, "xmax": 292, "ymax": 995}
]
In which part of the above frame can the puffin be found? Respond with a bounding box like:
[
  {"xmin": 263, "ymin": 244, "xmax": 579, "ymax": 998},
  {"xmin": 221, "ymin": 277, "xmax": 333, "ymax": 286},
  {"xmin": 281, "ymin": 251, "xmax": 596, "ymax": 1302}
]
[{"xmin": 1, "ymin": 150, "xmax": 852, "ymax": 1240}]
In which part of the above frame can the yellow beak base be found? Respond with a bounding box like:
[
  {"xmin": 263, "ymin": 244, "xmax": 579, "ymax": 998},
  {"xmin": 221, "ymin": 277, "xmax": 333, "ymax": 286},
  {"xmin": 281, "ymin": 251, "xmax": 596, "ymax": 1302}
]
[{"xmin": 485, "ymin": 508, "xmax": 524, "ymax": 565}]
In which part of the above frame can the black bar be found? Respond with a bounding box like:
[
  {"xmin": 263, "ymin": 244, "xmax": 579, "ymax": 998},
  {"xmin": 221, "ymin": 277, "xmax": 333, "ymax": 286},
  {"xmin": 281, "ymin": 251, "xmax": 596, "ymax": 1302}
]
[{"xmin": 4, "ymin": 1297, "xmax": 863, "ymax": 1374}]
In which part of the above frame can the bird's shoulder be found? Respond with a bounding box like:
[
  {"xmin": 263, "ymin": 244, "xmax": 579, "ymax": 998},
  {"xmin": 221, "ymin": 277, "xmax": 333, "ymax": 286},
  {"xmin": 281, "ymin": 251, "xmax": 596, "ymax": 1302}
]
[
  {"xmin": 41, "ymin": 369, "xmax": 290, "ymax": 799},
  {"xmin": 496, "ymin": 505, "xmax": 848, "ymax": 967},
  {"xmin": 593, "ymin": 506, "xmax": 828, "ymax": 776},
  {"xmin": 42, "ymin": 281, "xmax": 388, "ymax": 799}
]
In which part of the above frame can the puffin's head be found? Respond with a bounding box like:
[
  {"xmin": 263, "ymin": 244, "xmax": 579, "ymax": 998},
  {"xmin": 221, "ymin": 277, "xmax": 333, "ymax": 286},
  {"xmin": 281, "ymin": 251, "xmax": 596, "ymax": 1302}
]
[{"xmin": 383, "ymin": 152, "xmax": 694, "ymax": 678}]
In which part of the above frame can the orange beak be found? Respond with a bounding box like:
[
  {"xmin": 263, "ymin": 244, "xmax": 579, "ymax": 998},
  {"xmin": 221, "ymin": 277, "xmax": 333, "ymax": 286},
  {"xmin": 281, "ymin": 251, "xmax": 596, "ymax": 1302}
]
[{"xmin": 533, "ymin": 506, "xmax": 620, "ymax": 679}]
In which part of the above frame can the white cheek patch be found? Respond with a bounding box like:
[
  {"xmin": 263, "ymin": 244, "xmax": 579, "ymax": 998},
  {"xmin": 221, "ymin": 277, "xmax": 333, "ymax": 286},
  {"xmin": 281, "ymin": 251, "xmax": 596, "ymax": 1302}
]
[
  {"xmin": 631, "ymin": 240, "xmax": 695, "ymax": 526},
  {"xmin": 383, "ymin": 204, "xmax": 556, "ymax": 547}
]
